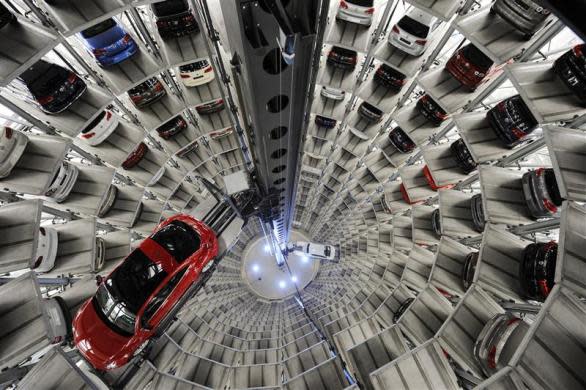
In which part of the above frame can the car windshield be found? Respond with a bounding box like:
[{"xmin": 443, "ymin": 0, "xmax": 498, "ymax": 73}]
[
  {"xmin": 129, "ymin": 78, "xmax": 158, "ymax": 94},
  {"xmin": 331, "ymin": 46, "xmax": 356, "ymax": 57},
  {"xmin": 20, "ymin": 63, "xmax": 69, "ymax": 97},
  {"xmin": 82, "ymin": 111, "xmax": 106, "ymax": 134},
  {"xmin": 398, "ymin": 16, "xmax": 429, "ymax": 38},
  {"xmin": 463, "ymin": 45, "xmax": 494, "ymax": 70},
  {"xmin": 150, "ymin": 220, "xmax": 201, "ymax": 262},
  {"xmin": 93, "ymin": 283, "xmax": 136, "ymax": 335},
  {"xmin": 109, "ymin": 249, "xmax": 168, "ymax": 314},
  {"xmin": 152, "ymin": 0, "xmax": 189, "ymax": 16},
  {"xmin": 346, "ymin": 0, "xmax": 373, "ymax": 5},
  {"xmin": 180, "ymin": 60, "xmax": 209, "ymax": 72},
  {"xmin": 81, "ymin": 18, "xmax": 116, "ymax": 38},
  {"xmin": 324, "ymin": 246, "xmax": 331, "ymax": 256}
]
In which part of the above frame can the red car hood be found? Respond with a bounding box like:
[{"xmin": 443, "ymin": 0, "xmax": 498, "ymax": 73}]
[{"xmin": 73, "ymin": 299, "xmax": 134, "ymax": 371}]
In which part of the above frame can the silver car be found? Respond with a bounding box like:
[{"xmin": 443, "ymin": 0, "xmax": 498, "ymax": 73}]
[
  {"xmin": 45, "ymin": 161, "xmax": 79, "ymax": 203},
  {"xmin": 491, "ymin": 0, "xmax": 551, "ymax": 39},
  {"xmin": 474, "ymin": 313, "xmax": 530, "ymax": 376},
  {"xmin": 337, "ymin": 0, "xmax": 374, "ymax": 26}
]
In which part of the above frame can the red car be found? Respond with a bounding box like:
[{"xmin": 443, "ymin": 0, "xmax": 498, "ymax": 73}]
[
  {"xmin": 73, "ymin": 214, "xmax": 218, "ymax": 371},
  {"xmin": 446, "ymin": 44, "xmax": 498, "ymax": 91}
]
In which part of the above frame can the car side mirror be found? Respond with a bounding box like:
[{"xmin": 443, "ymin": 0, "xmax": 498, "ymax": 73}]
[
  {"xmin": 95, "ymin": 275, "xmax": 103, "ymax": 286},
  {"xmin": 141, "ymin": 317, "xmax": 153, "ymax": 330}
]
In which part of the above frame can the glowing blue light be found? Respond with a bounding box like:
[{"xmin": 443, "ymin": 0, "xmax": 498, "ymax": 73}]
[
  {"xmin": 279, "ymin": 280, "xmax": 286, "ymax": 288},
  {"xmin": 291, "ymin": 275, "xmax": 298, "ymax": 283},
  {"xmin": 302, "ymin": 255, "xmax": 310, "ymax": 263},
  {"xmin": 264, "ymin": 244, "xmax": 271, "ymax": 252},
  {"xmin": 252, "ymin": 264, "xmax": 260, "ymax": 272}
]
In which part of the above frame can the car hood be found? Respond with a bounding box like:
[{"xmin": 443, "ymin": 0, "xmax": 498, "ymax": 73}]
[
  {"xmin": 73, "ymin": 299, "xmax": 134, "ymax": 370},
  {"xmin": 83, "ymin": 25, "xmax": 126, "ymax": 49}
]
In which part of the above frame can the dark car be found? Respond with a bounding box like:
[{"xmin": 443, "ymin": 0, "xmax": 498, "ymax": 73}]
[
  {"xmin": 195, "ymin": 98, "xmax": 224, "ymax": 115},
  {"xmin": 487, "ymin": 95, "xmax": 537, "ymax": 148},
  {"xmin": 374, "ymin": 64, "xmax": 406, "ymax": 91},
  {"xmin": 156, "ymin": 115, "xmax": 188, "ymax": 140},
  {"xmin": 0, "ymin": 3, "xmax": 15, "ymax": 28},
  {"xmin": 450, "ymin": 138, "xmax": 477, "ymax": 174},
  {"xmin": 388, "ymin": 127, "xmax": 415, "ymax": 153},
  {"xmin": 14, "ymin": 60, "xmax": 86, "ymax": 114},
  {"xmin": 416, "ymin": 94, "xmax": 447, "ymax": 126},
  {"xmin": 315, "ymin": 115, "xmax": 337, "ymax": 129},
  {"xmin": 470, "ymin": 194, "xmax": 485, "ymax": 233},
  {"xmin": 393, "ymin": 297, "xmax": 414, "ymax": 323},
  {"xmin": 327, "ymin": 46, "xmax": 357, "ymax": 70},
  {"xmin": 358, "ymin": 102, "xmax": 383, "ymax": 123},
  {"xmin": 519, "ymin": 241, "xmax": 557, "ymax": 301},
  {"xmin": 431, "ymin": 209, "xmax": 441, "ymax": 236},
  {"xmin": 128, "ymin": 78, "xmax": 166, "ymax": 109},
  {"xmin": 122, "ymin": 142, "xmax": 148, "ymax": 170},
  {"xmin": 491, "ymin": 0, "xmax": 550, "ymax": 40},
  {"xmin": 521, "ymin": 168, "xmax": 562, "ymax": 219},
  {"xmin": 461, "ymin": 252, "xmax": 478, "ymax": 290},
  {"xmin": 151, "ymin": 0, "xmax": 199, "ymax": 39},
  {"xmin": 553, "ymin": 44, "xmax": 586, "ymax": 105},
  {"xmin": 446, "ymin": 44, "xmax": 496, "ymax": 91}
]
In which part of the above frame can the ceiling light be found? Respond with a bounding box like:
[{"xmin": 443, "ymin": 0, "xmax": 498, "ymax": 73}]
[
  {"xmin": 291, "ymin": 275, "xmax": 298, "ymax": 283},
  {"xmin": 279, "ymin": 280, "xmax": 286, "ymax": 288},
  {"xmin": 252, "ymin": 264, "xmax": 259, "ymax": 272}
]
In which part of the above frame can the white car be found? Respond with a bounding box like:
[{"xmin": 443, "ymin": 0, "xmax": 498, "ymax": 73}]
[
  {"xmin": 389, "ymin": 9, "xmax": 441, "ymax": 56},
  {"xmin": 97, "ymin": 184, "xmax": 118, "ymax": 218},
  {"xmin": 279, "ymin": 30, "xmax": 295, "ymax": 65},
  {"xmin": 337, "ymin": 0, "xmax": 374, "ymax": 26},
  {"xmin": 44, "ymin": 297, "xmax": 70, "ymax": 344},
  {"xmin": 78, "ymin": 110, "xmax": 119, "ymax": 146},
  {"xmin": 321, "ymin": 86, "xmax": 345, "ymax": 101},
  {"xmin": 32, "ymin": 226, "xmax": 59, "ymax": 273},
  {"xmin": 179, "ymin": 59, "xmax": 215, "ymax": 87},
  {"xmin": 0, "ymin": 127, "xmax": 28, "ymax": 178},
  {"xmin": 147, "ymin": 166, "xmax": 166, "ymax": 187},
  {"xmin": 92, "ymin": 237, "xmax": 106, "ymax": 272},
  {"xmin": 45, "ymin": 161, "xmax": 79, "ymax": 203},
  {"xmin": 296, "ymin": 241, "xmax": 336, "ymax": 261}
]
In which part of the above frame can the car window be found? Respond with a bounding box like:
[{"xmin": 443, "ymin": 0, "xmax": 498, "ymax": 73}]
[
  {"xmin": 81, "ymin": 18, "xmax": 117, "ymax": 38},
  {"xmin": 142, "ymin": 267, "xmax": 187, "ymax": 325},
  {"xmin": 180, "ymin": 60, "xmax": 209, "ymax": 72},
  {"xmin": 150, "ymin": 220, "xmax": 201, "ymax": 262},
  {"xmin": 398, "ymin": 16, "xmax": 430, "ymax": 38},
  {"xmin": 93, "ymin": 283, "xmax": 136, "ymax": 336},
  {"xmin": 463, "ymin": 45, "xmax": 494, "ymax": 70},
  {"xmin": 110, "ymin": 249, "xmax": 168, "ymax": 313},
  {"xmin": 152, "ymin": 0, "xmax": 188, "ymax": 16},
  {"xmin": 346, "ymin": 0, "xmax": 373, "ymax": 6},
  {"xmin": 22, "ymin": 65, "xmax": 69, "ymax": 97}
]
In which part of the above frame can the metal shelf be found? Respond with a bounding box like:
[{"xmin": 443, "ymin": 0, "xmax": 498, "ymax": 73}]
[
  {"xmin": 324, "ymin": 18, "xmax": 372, "ymax": 53},
  {"xmin": 412, "ymin": 204, "xmax": 439, "ymax": 246},
  {"xmin": 38, "ymin": 0, "xmax": 127, "ymax": 35},
  {"xmin": 0, "ymin": 200, "xmax": 42, "ymax": 273},
  {"xmin": 399, "ymin": 164, "xmax": 437, "ymax": 204},
  {"xmin": 437, "ymin": 189, "xmax": 478, "ymax": 239},
  {"xmin": 429, "ymin": 236, "xmax": 474, "ymax": 298},
  {"xmin": 555, "ymin": 201, "xmax": 586, "ymax": 298}
]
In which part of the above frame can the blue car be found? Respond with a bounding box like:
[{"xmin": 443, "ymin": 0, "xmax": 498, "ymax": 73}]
[{"xmin": 79, "ymin": 18, "xmax": 138, "ymax": 67}]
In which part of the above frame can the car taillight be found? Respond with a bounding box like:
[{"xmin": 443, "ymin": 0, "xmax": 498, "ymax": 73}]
[
  {"xmin": 131, "ymin": 95, "xmax": 143, "ymax": 103},
  {"xmin": 573, "ymin": 44, "xmax": 584, "ymax": 57},
  {"xmin": 82, "ymin": 132, "xmax": 96, "ymax": 139},
  {"xmin": 543, "ymin": 198, "xmax": 558, "ymax": 213},
  {"xmin": 157, "ymin": 20, "xmax": 168, "ymax": 27},
  {"xmin": 5, "ymin": 127, "xmax": 13, "ymax": 139},
  {"xmin": 437, "ymin": 111, "xmax": 448, "ymax": 120},
  {"xmin": 511, "ymin": 127, "xmax": 525, "ymax": 140},
  {"xmin": 93, "ymin": 48, "xmax": 107, "ymax": 56},
  {"xmin": 122, "ymin": 33, "xmax": 132, "ymax": 43},
  {"xmin": 204, "ymin": 66, "xmax": 213, "ymax": 73},
  {"xmin": 184, "ymin": 14, "xmax": 195, "ymax": 21},
  {"xmin": 339, "ymin": 0, "xmax": 348, "ymax": 9},
  {"xmin": 538, "ymin": 279, "xmax": 550, "ymax": 298},
  {"xmin": 155, "ymin": 82, "xmax": 164, "ymax": 91},
  {"xmin": 365, "ymin": 7, "xmax": 375, "ymax": 14},
  {"xmin": 536, "ymin": 167, "xmax": 544, "ymax": 176},
  {"xmin": 487, "ymin": 345, "xmax": 497, "ymax": 369},
  {"xmin": 392, "ymin": 25, "xmax": 399, "ymax": 34},
  {"xmin": 497, "ymin": 101, "xmax": 506, "ymax": 112},
  {"xmin": 180, "ymin": 73, "xmax": 190, "ymax": 78},
  {"xmin": 106, "ymin": 111, "xmax": 112, "ymax": 121},
  {"xmin": 415, "ymin": 39, "xmax": 427, "ymax": 45},
  {"xmin": 37, "ymin": 95, "xmax": 55, "ymax": 105}
]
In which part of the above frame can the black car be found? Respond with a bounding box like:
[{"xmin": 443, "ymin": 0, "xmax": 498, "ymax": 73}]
[
  {"xmin": 519, "ymin": 242, "xmax": 557, "ymax": 301},
  {"xmin": 156, "ymin": 115, "xmax": 188, "ymax": 140},
  {"xmin": 374, "ymin": 64, "xmax": 406, "ymax": 91},
  {"xmin": 393, "ymin": 298, "xmax": 414, "ymax": 323},
  {"xmin": 487, "ymin": 95, "xmax": 537, "ymax": 148},
  {"xmin": 14, "ymin": 60, "xmax": 86, "ymax": 114},
  {"xmin": 553, "ymin": 44, "xmax": 586, "ymax": 105},
  {"xmin": 431, "ymin": 209, "xmax": 441, "ymax": 237},
  {"xmin": 416, "ymin": 94, "xmax": 447, "ymax": 126},
  {"xmin": 358, "ymin": 102, "xmax": 383, "ymax": 123},
  {"xmin": 151, "ymin": 0, "xmax": 199, "ymax": 39},
  {"xmin": 327, "ymin": 46, "xmax": 357, "ymax": 70},
  {"xmin": 461, "ymin": 252, "xmax": 478, "ymax": 290},
  {"xmin": 128, "ymin": 77, "xmax": 166, "ymax": 108},
  {"xmin": 315, "ymin": 115, "xmax": 337, "ymax": 129},
  {"xmin": 195, "ymin": 98, "xmax": 224, "ymax": 115},
  {"xmin": 470, "ymin": 194, "xmax": 485, "ymax": 233},
  {"xmin": 521, "ymin": 168, "xmax": 562, "ymax": 219},
  {"xmin": 388, "ymin": 127, "xmax": 415, "ymax": 153},
  {"xmin": 450, "ymin": 139, "xmax": 477, "ymax": 174},
  {"xmin": 0, "ymin": 3, "xmax": 15, "ymax": 28}
]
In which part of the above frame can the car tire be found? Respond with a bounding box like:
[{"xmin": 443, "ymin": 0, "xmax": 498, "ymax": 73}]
[
  {"xmin": 522, "ymin": 32, "xmax": 534, "ymax": 41},
  {"xmin": 53, "ymin": 295, "xmax": 73, "ymax": 340}
]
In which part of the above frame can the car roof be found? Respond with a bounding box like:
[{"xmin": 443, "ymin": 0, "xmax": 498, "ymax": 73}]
[{"xmin": 405, "ymin": 8, "xmax": 436, "ymax": 25}]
